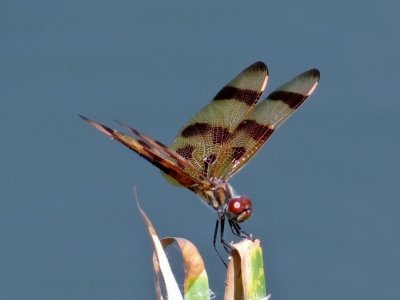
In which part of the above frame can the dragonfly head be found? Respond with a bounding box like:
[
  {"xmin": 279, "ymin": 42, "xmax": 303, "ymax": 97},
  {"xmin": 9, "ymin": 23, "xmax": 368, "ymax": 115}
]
[{"xmin": 226, "ymin": 196, "xmax": 253, "ymax": 222}]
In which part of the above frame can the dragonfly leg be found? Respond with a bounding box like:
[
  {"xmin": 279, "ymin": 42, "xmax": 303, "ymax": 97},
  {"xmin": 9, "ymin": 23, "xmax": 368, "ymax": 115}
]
[
  {"xmin": 213, "ymin": 218, "xmax": 228, "ymax": 268},
  {"xmin": 219, "ymin": 216, "xmax": 233, "ymax": 253},
  {"xmin": 228, "ymin": 219, "xmax": 253, "ymax": 240}
]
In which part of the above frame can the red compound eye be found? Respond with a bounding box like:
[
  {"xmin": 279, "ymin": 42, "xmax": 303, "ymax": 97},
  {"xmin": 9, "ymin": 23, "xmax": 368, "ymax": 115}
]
[{"xmin": 226, "ymin": 196, "xmax": 253, "ymax": 222}]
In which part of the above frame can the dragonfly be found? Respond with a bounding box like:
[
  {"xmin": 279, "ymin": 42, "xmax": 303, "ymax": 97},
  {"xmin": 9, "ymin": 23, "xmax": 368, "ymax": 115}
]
[{"xmin": 79, "ymin": 61, "xmax": 319, "ymax": 262}]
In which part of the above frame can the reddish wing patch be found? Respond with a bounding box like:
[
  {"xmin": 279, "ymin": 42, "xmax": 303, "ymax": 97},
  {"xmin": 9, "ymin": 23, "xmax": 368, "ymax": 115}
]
[
  {"xmin": 181, "ymin": 122, "xmax": 211, "ymax": 137},
  {"xmin": 236, "ymin": 120, "xmax": 274, "ymax": 141},
  {"xmin": 268, "ymin": 91, "xmax": 306, "ymax": 109},
  {"xmin": 213, "ymin": 86, "xmax": 263, "ymax": 106},
  {"xmin": 176, "ymin": 145, "xmax": 195, "ymax": 160},
  {"xmin": 181, "ymin": 123, "xmax": 232, "ymax": 145}
]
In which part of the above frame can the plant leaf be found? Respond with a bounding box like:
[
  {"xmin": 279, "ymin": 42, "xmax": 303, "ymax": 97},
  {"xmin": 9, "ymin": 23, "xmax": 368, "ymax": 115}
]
[
  {"xmin": 139, "ymin": 206, "xmax": 211, "ymax": 300},
  {"xmin": 225, "ymin": 239, "xmax": 269, "ymax": 300},
  {"xmin": 139, "ymin": 206, "xmax": 183, "ymax": 300},
  {"xmin": 161, "ymin": 237, "xmax": 211, "ymax": 300}
]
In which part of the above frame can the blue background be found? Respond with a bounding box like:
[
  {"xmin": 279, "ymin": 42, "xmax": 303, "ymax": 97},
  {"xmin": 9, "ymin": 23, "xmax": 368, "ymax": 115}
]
[{"xmin": 1, "ymin": 1, "xmax": 399, "ymax": 299}]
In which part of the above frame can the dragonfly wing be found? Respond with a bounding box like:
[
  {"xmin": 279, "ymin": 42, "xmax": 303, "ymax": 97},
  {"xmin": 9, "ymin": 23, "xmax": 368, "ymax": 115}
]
[
  {"xmin": 79, "ymin": 115, "xmax": 209, "ymax": 190},
  {"xmin": 168, "ymin": 62, "xmax": 268, "ymax": 179},
  {"xmin": 218, "ymin": 68, "xmax": 320, "ymax": 179}
]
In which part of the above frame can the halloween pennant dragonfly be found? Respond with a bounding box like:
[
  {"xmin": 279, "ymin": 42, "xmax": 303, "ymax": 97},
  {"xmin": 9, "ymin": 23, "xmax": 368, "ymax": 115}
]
[{"xmin": 80, "ymin": 61, "xmax": 319, "ymax": 257}]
